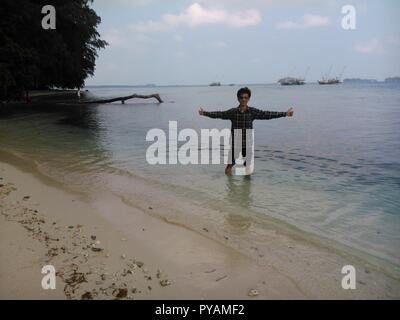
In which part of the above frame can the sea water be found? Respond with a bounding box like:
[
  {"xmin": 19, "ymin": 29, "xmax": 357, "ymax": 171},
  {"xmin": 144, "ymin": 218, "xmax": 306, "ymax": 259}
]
[{"xmin": 1, "ymin": 83, "xmax": 399, "ymax": 267}]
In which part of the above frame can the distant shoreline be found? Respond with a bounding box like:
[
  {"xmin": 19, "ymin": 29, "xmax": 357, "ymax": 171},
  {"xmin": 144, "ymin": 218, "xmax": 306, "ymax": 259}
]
[{"xmin": 84, "ymin": 81, "xmax": 400, "ymax": 88}]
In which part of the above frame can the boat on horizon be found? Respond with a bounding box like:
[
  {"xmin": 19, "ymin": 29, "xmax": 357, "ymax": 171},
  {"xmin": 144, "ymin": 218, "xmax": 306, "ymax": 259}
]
[
  {"xmin": 278, "ymin": 77, "xmax": 305, "ymax": 86},
  {"xmin": 278, "ymin": 67, "xmax": 309, "ymax": 86},
  {"xmin": 209, "ymin": 82, "xmax": 221, "ymax": 87},
  {"xmin": 318, "ymin": 66, "xmax": 345, "ymax": 85},
  {"xmin": 318, "ymin": 78, "xmax": 341, "ymax": 85}
]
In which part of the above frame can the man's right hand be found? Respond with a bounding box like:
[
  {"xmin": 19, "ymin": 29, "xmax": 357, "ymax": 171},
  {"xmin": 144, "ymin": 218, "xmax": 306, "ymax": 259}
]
[{"xmin": 198, "ymin": 107, "xmax": 204, "ymax": 116}]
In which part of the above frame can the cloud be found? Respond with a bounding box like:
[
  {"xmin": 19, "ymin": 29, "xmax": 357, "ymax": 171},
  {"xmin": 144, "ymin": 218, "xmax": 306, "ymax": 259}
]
[
  {"xmin": 385, "ymin": 35, "xmax": 400, "ymax": 46},
  {"xmin": 354, "ymin": 38, "xmax": 383, "ymax": 54},
  {"xmin": 198, "ymin": 0, "xmax": 337, "ymax": 9},
  {"xmin": 173, "ymin": 34, "xmax": 184, "ymax": 42},
  {"xmin": 130, "ymin": 3, "xmax": 261, "ymax": 33},
  {"xmin": 275, "ymin": 14, "xmax": 331, "ymax": 30},
  {"xmin": 353, "ymin": 36, "xmax": 400, "ymax": 55},
  {"xmin": 102, "ymin": 29, "xmax": 152, "ymax": 49},
  {"xmin": 96, "ymin": 0, "xmax": 156, "ymax": 7},
  {"xmin": 212, "ymin": 40, "xmax": 228, "ymax": 48},
  {"xmin": 103, "ymin": 30, "xmax": 127, "ymax": 47},
  {"xmin": 175, "ymin": 51, "xmax": 186, "ymax": 58}
]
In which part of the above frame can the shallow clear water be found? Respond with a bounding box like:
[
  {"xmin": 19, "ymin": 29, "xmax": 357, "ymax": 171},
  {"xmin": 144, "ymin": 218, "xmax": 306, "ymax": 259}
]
[{"xmin": 1, "ymin": 83, "xmax": 399, "ymax": 265}]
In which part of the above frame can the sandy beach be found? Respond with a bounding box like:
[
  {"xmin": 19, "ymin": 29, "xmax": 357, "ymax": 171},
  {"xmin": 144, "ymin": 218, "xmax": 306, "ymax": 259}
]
[{"xmin": 1, "ymin": 157, "xmax": 399, "ymax": 300}]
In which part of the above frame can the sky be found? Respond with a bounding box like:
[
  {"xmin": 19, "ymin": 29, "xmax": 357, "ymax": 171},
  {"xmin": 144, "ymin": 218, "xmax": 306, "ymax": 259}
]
[{"xmin": 86, "ymin": 0, "xmax": 400, "ymax": 85}]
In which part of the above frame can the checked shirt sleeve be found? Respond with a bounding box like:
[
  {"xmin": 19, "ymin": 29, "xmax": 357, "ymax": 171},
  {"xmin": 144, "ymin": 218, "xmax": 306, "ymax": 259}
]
[
  {"xmin": 251, "ymin": 107, "xmax": 287, "ymax": 120},
  {"xmin": 202, "ymin": 109, "xmax": 234, "ymax": 120}
]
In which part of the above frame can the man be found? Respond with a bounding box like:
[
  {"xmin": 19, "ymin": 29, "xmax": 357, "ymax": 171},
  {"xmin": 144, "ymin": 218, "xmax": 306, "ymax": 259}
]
[{"xmin": 198, "ymin": 87, "xmax": 294, "ymax": 175}]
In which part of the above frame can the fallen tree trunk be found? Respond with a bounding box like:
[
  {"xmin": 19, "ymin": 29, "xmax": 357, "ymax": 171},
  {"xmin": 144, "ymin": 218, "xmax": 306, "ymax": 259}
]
[{"xmin": 80, "ymin": 93, "xmax": 163, "ymax": 104}]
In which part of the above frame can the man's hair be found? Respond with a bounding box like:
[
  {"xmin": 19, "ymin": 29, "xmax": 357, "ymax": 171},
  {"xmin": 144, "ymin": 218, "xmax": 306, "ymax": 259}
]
[{"xmin": 237, "ymin": 87, "xmax": 251, "ymax": 99}]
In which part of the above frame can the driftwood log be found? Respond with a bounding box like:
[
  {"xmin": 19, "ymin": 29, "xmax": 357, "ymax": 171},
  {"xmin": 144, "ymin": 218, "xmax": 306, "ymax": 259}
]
[{"xmin": 80, "ymin": 93, "xmax": 163, "ymax": 104}]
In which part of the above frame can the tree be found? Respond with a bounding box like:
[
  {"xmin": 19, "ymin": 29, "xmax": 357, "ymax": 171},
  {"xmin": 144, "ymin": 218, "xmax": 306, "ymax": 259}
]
[{"xmin": 0, "ymin": 0, "xmax": 107, "ymax": 100}]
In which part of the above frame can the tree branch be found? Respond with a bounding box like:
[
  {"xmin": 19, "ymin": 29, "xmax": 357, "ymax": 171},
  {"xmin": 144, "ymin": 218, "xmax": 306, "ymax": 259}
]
[{"xmin": 80, "ymin": 93, "xmax": 163, "ymax": 104}]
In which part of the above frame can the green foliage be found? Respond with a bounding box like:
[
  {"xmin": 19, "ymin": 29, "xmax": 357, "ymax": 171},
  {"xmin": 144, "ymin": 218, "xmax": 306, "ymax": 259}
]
[{"xmin": 0, "ymin": 0, "xmax": 107, "ymax": 99}]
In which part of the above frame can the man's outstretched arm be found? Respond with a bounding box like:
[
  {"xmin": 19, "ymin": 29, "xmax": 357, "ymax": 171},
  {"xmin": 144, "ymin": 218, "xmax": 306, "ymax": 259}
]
[
  {"xmin": 252, "ymin": 107, "xmax": 294, "ymax": 120},
  {"xmin": 198, "ymin": 107, "xmax": 233, "ymax": 120}
]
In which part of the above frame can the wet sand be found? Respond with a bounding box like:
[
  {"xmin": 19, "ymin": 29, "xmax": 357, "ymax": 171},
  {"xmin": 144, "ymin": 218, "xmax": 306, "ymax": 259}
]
[{"xmin": 0, "ymin": 160, "xmax": 399, "ymax": 299}]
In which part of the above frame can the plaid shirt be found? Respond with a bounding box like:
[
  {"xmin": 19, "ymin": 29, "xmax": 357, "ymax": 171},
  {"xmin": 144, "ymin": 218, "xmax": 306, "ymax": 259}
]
[
  {"xmin": 203, "ymin": 106, "xmax": 287, "ymax": 129},
  {"xmin": 203, "ymin": 106, "xmax": 287, "ymax": 164}
]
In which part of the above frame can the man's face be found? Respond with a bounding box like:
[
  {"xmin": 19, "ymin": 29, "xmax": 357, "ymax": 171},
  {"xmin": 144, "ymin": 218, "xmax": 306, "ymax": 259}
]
[{"xmin": 238, "ymin": 93, "xmax": 250, "ymax": 106}]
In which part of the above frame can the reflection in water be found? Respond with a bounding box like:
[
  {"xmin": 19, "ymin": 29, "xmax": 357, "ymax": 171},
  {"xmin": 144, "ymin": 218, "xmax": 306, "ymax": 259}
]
[
  {"xmin": 0, "ymin": 103, "xmax": 113, "ymax": 191},
  {"xmin": 224, "ymin": 175, "xmax": 253, "ymax": 231},
  {"xmin": 57, "ymin": 104, "xmax": 103, "ymax": 132}
]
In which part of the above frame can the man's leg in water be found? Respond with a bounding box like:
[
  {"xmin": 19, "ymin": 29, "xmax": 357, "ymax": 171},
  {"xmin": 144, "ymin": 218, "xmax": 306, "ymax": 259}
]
[
  {"xmin": 226, "ymin": 129, "xmax": 251, "ymax": 175},
  {"xmin": 225, "ymin": 142, "xmax": 247, "ymax": 176},
  {"xmin": 225, "ymin": 163, "xmax": 234, "ymax": 175},
  {"xmin": 225, "ymin": 140, "xmax": 236, "ymax": 176},
  {"xmin": 225, "ymin": 147, "xmax": 234, "ymax": 175}
]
